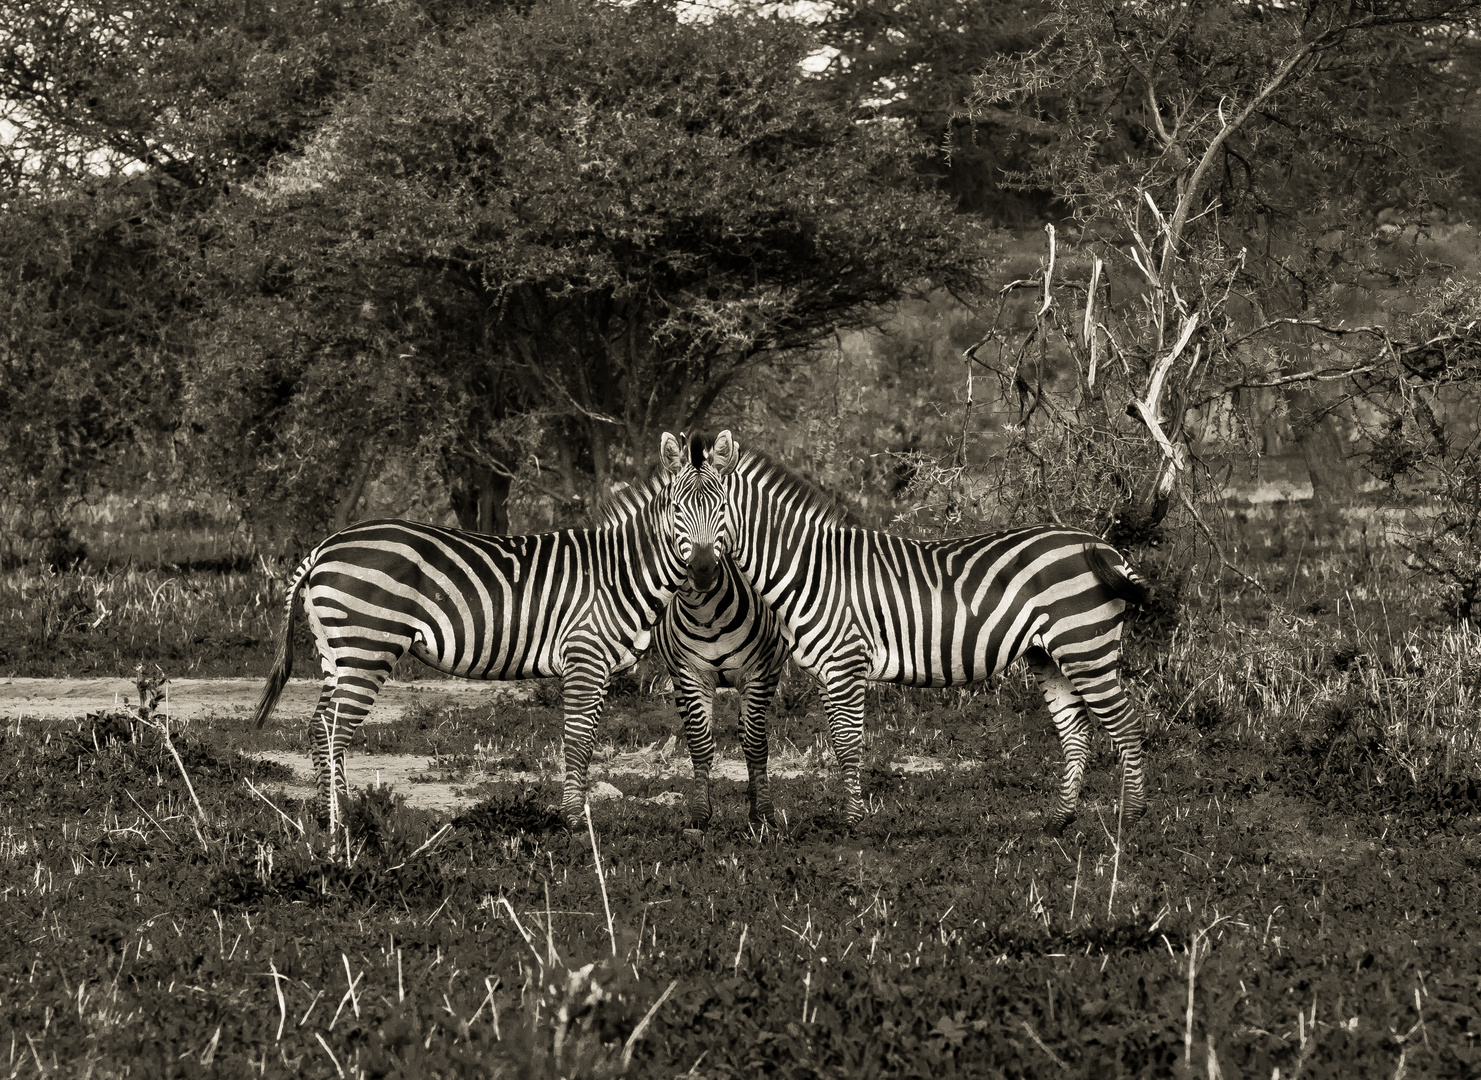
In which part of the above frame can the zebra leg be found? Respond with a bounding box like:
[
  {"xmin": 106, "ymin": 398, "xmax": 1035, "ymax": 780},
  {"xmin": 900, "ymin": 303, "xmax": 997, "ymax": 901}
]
[
  {"xmin": 305, "ymin": 678, "xmax": 339, "ymax": 827},
  {"xmin": 1055, "ymin": 653, "xmax": 1149, "ymax": 829},
  {"xmin": 738, "ymin": 658, "xmax": 784, "ymax": 827},
  {"xmin": 559, "ymin": 659, "xmax": 610, "ymax": 830},
  {"xmin": 1026, "ymin": 648, "xmax": 1093, "ymax": 837},
  {"xmin": 309, "ymin": 669, "xmax": 387, "ymax": 828},
  {"xmin": 821, "ymin": 664, "xmax": 869, "ymax": 827},
  {"xmin": 1084, "ymin": 678, "xmax": 1148, "ymax": 827},
  {"xmin": 672, "ymin": 666, "xmax": 716, "ymax": 829}
]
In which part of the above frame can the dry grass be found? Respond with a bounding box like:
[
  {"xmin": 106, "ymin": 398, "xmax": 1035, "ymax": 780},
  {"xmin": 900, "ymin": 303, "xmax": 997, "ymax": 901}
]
[{"xmin": 0, "ymin": 560, "xmax": 285, "ymax": 676}]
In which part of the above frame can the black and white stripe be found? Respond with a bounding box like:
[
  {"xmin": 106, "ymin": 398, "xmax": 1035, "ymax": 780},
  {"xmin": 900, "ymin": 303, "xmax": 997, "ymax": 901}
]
[
  {"xmin": 676, "ymin": 431, "xmax": 1151, "ymax": 835},
  {"xmin": 601, "ymin": 436, "xmax": 792, "ymax": 827},
  {"xmin": 251, "ymin": 433, "xmax": 725, "ymax": 828}
]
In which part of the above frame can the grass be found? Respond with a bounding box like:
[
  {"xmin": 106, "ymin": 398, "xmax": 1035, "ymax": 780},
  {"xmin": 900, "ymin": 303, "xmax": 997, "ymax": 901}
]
[
  {"xmin": 0, "ymin": 560, "xmax": 287, "ymax": 677},
  {"xmin": 3, "ymin": 492, "xmax": 1481, "ymax": 1075},
  {"xmin": 2, "ymin": 690, "xmax": 1479, "ymax": 1078}
]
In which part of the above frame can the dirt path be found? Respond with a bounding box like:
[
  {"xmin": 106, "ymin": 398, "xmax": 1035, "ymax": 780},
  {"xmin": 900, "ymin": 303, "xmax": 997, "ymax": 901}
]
[
  {"xmin": 249, "ymin": 744, "xmax": 974, "ymax": 814},
  {"xmin": 0, "ymin": 676, "xmax": 529, "ymax": 722},
  {"xmin": 3, "ymin": 678, "xmax": 976, "ymax": 816}
]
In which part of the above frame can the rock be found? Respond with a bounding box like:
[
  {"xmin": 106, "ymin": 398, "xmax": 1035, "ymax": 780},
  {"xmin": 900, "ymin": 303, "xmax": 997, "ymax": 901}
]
[{"xmin": 588, "ymin": 781, "xmax": 624, "ymax": 801}]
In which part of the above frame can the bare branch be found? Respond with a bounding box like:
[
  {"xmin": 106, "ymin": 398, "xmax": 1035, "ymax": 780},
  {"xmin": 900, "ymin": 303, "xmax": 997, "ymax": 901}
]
[
  {"xmin": 1224, "ymin": 318, "xmax": 1393, "ymax": 351},
  {"xmin": 1235, "ymin": 363, "xmax": 1381, "ymax": 389},
  {"xmin": 1144, "ymin": 314, "xmax": 1200, "ymax": 418},
  {"xmin": 1038, "ymin": 223, "xmax": 1057, "ymax": 318},
  {"xmin": 1157, "ymin": 42, "xmax": 1317, "ymax": 281}
]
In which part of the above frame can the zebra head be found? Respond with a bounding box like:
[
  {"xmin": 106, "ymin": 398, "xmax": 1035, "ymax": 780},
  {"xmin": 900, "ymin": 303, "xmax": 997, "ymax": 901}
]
[{"xmin": 659, "ymin": 430, "xmax": 738, "ymax": 593}]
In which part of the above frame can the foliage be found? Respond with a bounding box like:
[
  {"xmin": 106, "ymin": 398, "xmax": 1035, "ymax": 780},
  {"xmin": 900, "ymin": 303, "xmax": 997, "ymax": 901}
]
[
  {"xmin": 943, "ymin": 0, "xmax": 1481, "ymax": 550},
  {"xmin": 0, "ymin": 0, "xmax": 452, "ymax": 191},
  {"xmin": 813, "ymin": 0, "xmax": 1051, "ymax": 220},
  {"xmin": 0, "ymin": 0, "xmax": 504, "ymax": 541},
  {"xmin": 1, "ymin": 0, "xmax": 992, "ymax": 540},
  {"xmin": 0, "ymin": 174, "xmax": 192, "ymax": 551},
  {"xmin": 1350, "ymin": 278, "xmax": 1481, "ymax": 621},
  {"xmin": 185, "ymin": 0, "xmax": 991, "ymax": 535}
]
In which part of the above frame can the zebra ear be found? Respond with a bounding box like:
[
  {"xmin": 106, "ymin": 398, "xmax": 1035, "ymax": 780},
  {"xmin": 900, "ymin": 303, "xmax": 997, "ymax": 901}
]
[
  {"xmin": 659, "ymin": 432, "xmax": 684, "ymax": 476},
  {"xmin": 711, "ymin": 430, "xmax": 739, "ymax": 476}
]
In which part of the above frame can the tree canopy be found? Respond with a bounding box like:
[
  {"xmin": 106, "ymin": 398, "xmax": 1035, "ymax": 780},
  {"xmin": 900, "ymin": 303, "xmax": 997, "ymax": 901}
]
[
  {"xmin": 2, "ymin": 0, "xmax": 991, "ymax": 542},
  {"xmin": 188, "ymin": 0, "xmax": 990, "ymax": 533},
  {"xmin": 953, "ymin": 0, "xmax": 1481, "ymax": 540}
]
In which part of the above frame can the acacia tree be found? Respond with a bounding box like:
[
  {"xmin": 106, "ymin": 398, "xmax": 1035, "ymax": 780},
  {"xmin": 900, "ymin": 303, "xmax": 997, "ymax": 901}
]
[
  {"xmin": 0, "ymin": 0, "xmax": 465, "ymax": 191},
  {"xmin": 958, "ymin": 0, "xmax": 1481, "ymax": 548},
  {"xmin": 192, "ymin": 0, "xmax": 990, "ymax": 533},
  {"xmin": 814, "ymin": 0, "xmax": 1050, "ymax": 220},
  {"xmin": 0, "ymin": 0, "xmax": 511, "ymax": 550}
]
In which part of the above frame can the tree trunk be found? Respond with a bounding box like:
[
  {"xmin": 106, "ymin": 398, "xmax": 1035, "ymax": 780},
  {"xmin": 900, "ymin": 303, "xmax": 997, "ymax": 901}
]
[
  {"xmin": 1287, "ymin": 387, "xmax": 1356, "ymax": 504},
  {"xmin": 450, "ymin": 462, "xmax": 511, "ymax": 534},
  {"xmin": 332, "ymin": 451, "xmax": 378, "ymax": 532},
  {"xmin": 589, "ymin": 422, "xmax": 610, "ymax": 489},
  {"xmin": 1108, "ymin": 465, "xmax": 1175, "ymax": 548}
]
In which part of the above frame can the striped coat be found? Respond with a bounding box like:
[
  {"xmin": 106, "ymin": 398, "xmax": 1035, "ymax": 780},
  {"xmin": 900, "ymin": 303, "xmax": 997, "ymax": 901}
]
[
  {"xmin": 650, "ymin": 553, "xmax": 790, "ymax": 828},
  {"xmin": 600, "ymin": 438, "xmax": 793, "ymax": 828},
  {"xmin": 251, "ymin": 433, "xmax": 725, "ymax": 829},
  {"xmin": 676, "ymin": 431, "xmax": 1150, "ymax": 835}
]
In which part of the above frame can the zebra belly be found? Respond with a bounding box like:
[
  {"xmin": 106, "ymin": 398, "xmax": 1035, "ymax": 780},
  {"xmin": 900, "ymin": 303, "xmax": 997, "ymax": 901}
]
[{"xmin": 398, "ymin": 638, "xmax": 550, "ymax": 681}]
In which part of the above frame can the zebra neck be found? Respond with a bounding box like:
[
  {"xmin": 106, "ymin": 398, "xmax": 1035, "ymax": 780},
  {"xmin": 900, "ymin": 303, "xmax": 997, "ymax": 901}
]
[
  {"xmin": 603, "ymin": 502, "xmax": 686, "ymax": 633},
  {"xmin": 733, "ymin": 502, "xmax": 836, "ymax": 626}
]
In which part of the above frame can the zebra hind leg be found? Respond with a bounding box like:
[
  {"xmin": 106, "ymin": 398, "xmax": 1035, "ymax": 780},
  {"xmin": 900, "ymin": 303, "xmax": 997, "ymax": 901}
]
[
  {"xmin": 1026, "ymin": 648, "xmax": 1094, "ymax": 837},
  {"xmin": 1098, "ymin": 687, "xmax": 1149, "ymax": 827},
  {"xmin": 309, "ymin": 672, "xmax": 386, "ymax": 829},
  {"xmin": 1055, "ymin": 654, "xmax": 1149, "ymax": 830},
  {"xmin": 672, "ymin": 668, "xmax": 717, "ymax": 830}
]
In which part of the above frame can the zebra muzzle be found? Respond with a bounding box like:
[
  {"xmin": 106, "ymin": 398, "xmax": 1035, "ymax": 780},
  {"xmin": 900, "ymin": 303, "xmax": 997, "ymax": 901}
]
[{"xmin": 687, "ymin": 545, "xmax": 720, "ymax": 592}]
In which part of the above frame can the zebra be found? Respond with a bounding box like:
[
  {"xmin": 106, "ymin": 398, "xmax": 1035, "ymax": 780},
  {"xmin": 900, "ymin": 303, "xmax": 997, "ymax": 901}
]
[
  {"xmin": 671, "ymin": 430, "xmax": 1152, "ymax": 836},
  {"xmin": 250, "ymin": 432, "xmax": 727, "ymax": 830},
  {"xmin": 600, "ymin": 437, "xmax": 793, "ymax": 829}
]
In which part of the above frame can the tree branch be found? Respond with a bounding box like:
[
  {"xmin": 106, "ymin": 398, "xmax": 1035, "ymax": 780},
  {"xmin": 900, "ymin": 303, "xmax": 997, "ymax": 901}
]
[
  {"xmin": 1234, "ymin": 363, "xmax": 1381, "ymax": 389},
  {"xmin": 1158, "ymin": 42, "xmax": 1317, "ymax": 279}
]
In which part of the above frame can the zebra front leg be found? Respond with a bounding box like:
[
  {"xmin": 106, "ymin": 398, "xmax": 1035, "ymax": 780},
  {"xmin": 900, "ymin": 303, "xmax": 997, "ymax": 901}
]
[
  {"xmin": 738, "ymin": 661, "xmax": 784, "ymax": 827},
  {"xmin": 1027, "ymin": 649, "xmax": 1093, "ymax": 837},
  {"xmin": 822, "ymin": 666, "xmax": 868, "ymax": 827},
  {"xmin": 672, "ymin": 667, "xmax": 717, "ymax": 829},
  {"xmin": 559, "ymin": 665, "xmax": 610, "ymax": 830}
]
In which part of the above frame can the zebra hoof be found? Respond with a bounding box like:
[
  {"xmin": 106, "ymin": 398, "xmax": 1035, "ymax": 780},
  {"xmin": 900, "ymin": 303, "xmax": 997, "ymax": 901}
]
[
  {"xmin": 1043, "ymin": 813, "xmax": 1073, "ymax": 838},
  {"xmin": 561, "ymin": 803, "xmax": 586, "ymax": 832},
  {"xmin": 314, "ymin": 799, "xmax": 340, "ymax": 830},
  {"xmin": 1119, "ymin": 802, "xmax": 1148, "ymax": 826},
  {"xmin": 688, "ymin": 792, "xmax": 713, "ymax": 830}
]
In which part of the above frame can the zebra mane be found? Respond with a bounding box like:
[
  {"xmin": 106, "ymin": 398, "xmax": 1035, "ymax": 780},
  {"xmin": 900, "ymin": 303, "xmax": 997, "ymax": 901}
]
[
  {"xmin": 736, "ymin": 449, "xmax": 848, "ymax": 528},
  {"xmin": 592, "ymin": 472, "xmax": 669, "ymax": 527}
]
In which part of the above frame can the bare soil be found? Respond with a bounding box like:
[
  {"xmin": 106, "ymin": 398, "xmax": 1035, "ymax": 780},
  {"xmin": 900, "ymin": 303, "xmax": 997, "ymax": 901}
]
[
  {"xmin": 1, "ymin": 678, "xmax": 973, "ymax": 815},
  {"xmin": 0, "ymin": 675, "xmax": 528, "ymax": 721}
]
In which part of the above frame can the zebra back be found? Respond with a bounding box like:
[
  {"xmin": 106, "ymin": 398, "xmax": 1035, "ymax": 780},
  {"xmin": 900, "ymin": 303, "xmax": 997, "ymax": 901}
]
[{"xmin": 701, "ymin": 440, "xmax": 1146, "ymax": 686}]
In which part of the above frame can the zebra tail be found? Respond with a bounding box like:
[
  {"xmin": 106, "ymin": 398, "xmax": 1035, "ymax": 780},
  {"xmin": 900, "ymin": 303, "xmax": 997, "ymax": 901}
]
[
  {"xmin": 1086, "ymin": 545, "xmax": 1151, "ymax": 608},
  {"xmin": 252, "ymin": 559, "xmax": 309, "ymax": 729}
]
